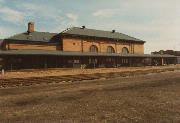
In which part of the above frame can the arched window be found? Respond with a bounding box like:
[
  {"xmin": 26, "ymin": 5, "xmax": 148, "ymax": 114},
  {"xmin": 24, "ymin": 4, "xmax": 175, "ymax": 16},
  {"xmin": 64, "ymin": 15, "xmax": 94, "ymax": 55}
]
[
  {"xmin": 90, "ymin": 45, "xmax": 98, "ymax": 53},
  {"xmin": 122, "ymin": 47, "xmax": 129, "ymax": 54},
  {"xmin": 107, "ymin": 46, "xmax": 115, "ymax": 53}
]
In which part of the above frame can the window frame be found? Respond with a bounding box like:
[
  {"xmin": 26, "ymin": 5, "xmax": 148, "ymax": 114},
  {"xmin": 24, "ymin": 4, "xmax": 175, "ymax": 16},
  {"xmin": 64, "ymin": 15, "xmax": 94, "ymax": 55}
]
[
  {"xmin": 89, "ymin": 45, "xmax": 98, "ymax": 53},
  {"xmin": 107, "ymin": 46, "xmax": 115, "ymax": 53},
  {"xmin": 122, "ymin": 47, "xmax": 129, "ymax": 54}
]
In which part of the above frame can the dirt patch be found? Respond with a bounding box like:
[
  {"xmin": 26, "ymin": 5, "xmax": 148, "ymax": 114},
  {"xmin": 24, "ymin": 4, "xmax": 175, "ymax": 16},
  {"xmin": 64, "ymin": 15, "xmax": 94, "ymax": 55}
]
[
  {"xmin": 1, "ymin": 65, "xmax": 180, "ymax": 88},
  {"xmin": 1, "ymin": 65, "xmax": 180, "ymax": 79},
  {"xmin": 0, "ymin": 71, "xmax": 180, "ymax": 122}
]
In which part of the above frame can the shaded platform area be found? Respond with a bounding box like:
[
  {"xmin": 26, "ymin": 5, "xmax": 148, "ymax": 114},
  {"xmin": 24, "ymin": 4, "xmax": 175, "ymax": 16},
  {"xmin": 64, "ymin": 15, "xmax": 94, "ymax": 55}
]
[
  {"xmin": 177, "ymin": 56, "xmax": 180, "ymax": 64},
  {"xmin": 0, "ymin": 50, "xmax": 177, "ymax": 70}
]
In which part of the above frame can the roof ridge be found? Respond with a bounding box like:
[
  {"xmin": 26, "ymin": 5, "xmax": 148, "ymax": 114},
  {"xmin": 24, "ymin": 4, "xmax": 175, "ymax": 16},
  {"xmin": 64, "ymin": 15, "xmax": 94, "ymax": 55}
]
[
  {"xmin": 34, "ymin": 31, "xmax": 58, "ymax": 34},
  {"xmin": 117, "ymin": 32, "xmax": 143, "ymax": 42},
  {"xmin": 5, "ymin": 31, "xmax": 59, "ymax": 43},
  {"xmin": 7, "ymin": 32, "xmax": 24, "ymax": 39},
  {"xmin": 61, "ymin": 26, "xmax": 75, "ymax": 33},
  {"xmin": 82, "ymin": 27, "xmax": 144, "ymax": 41},
  {"xmin": 62, "ymin": 26, "xmax": 145, "ymax": 42}
]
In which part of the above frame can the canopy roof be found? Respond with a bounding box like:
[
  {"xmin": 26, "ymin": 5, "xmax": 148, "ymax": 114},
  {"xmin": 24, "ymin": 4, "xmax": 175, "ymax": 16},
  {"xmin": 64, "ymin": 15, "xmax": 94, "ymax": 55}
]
[{"xmin": 0, "ymin": 50, "xmax": 176, "ymax": 58}]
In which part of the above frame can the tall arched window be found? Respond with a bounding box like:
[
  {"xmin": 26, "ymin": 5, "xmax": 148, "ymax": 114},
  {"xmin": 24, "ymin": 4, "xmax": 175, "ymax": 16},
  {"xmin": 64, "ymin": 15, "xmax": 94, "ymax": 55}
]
[
  {"xmin": 122, "ymin": 47, "xmax": 129, "ymax": 54},
  {"xmin": 90, "ymin": 45, "xmax": 98, "ymax": 53},
  {"xmin": 107, "ymin": 46, "xmax": 115, "ymax": 53}
]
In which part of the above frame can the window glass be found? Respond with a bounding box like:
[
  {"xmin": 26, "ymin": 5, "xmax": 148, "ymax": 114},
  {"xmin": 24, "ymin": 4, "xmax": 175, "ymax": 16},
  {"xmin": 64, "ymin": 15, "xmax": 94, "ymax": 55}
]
[
  {"xmin": 107, "ymin": 46, "xmax": 115, "ymax": 53},
  {"xmin": 122, "ymin": 47, "xmax": 129, "ymax": 54},
  {"xmin": 90, "ymin": 45, "xmax": 98, "ymax": 52}
]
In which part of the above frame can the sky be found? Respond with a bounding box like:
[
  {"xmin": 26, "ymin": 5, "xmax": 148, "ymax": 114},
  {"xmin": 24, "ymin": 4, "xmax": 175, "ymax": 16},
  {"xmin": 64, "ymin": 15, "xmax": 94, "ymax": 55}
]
[{"xmin": 0, "ymin": 0, "xmax": 180, "ymax": 53}]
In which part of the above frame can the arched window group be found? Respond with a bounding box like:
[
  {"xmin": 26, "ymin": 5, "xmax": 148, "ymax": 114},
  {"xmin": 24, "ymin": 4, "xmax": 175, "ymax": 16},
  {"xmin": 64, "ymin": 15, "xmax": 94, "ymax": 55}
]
[{"xmin": 89, "ymin": 45, "xmax": 129, "ymax": 54}]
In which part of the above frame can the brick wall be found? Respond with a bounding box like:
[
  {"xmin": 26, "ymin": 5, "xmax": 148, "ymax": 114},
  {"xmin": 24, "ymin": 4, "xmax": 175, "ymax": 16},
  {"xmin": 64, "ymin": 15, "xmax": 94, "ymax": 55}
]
[
  {"xmin": 5, "ymin": 37, "xmax": 144, "ymax": 54},
  {"xmin": 6, "ymin": 43, "xmax": 57, "ymax": 51},
  {"xmin": 134, "ymin": 43, "xmax": 144, "ymax": 54},
  {"xmin": 62, "ymin": 37, "xmax": 144, "ymax": 54},
  {"xmin": 62, "ymin": 38, "xmax": 82, "ymax": 52}
]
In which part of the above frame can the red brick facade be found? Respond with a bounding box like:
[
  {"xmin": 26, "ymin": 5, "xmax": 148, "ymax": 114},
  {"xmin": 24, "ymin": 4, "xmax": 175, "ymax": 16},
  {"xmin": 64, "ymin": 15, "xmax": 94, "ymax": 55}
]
[{"xmin": 62, "ymin": 36, "xmax": 144, "ymax": 54}]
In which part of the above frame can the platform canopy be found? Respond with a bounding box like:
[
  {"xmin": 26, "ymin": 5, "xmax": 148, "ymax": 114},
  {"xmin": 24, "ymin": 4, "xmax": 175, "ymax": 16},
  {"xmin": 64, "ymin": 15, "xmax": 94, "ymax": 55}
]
[{"xmin": 0, "ymin": 50, "xmax": 176, "ymax": 58}]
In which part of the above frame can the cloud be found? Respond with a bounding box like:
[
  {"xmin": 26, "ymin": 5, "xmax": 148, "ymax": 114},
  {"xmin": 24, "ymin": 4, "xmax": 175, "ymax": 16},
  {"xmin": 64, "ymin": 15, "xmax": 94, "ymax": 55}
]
[
  {"xmin": 19, "ymin": 3, "xmax": 56, "ymax": 17},
  {"xmin": 14, "ymin": 3, "xmax": 64, "ymax": 31},
  {"xmin": 66, "ymin": 13, "xmax": 78, "ymax": 21},
  {"xmin": 65, "ymin": 13, "xmax": 79, "ymax": 26},
  {"xmin": 17, "ymin": 2, "xmax": 79, "ymax": 32},
  {"xmin": 93, "ymin": 9, "xmax": 118, "ymax": 18},
  {"xmin": 0, "ymin": 0, "xmax": 179, "ymax": 53},
  {"xmin": 20, "ymin": 2, "xmax": 39, "ymax": 11},
  {"xmin": 0, "ymin": 26, "xmax": 17, "ymax": 38},
  {"xmin": 0, "ymin": 7, "xmax": 25, "ymax": 24},
  {"xmin": 0, "ymin": 0, "xmax": 4, "ymax": 3},
  {"xmin": 88, "ymin": 14, "xmax": 180, "ymax": 53},
  {"xmin": 50, "ymin": 13, "xmax": 79, "ymax": 32},
  {"xmin": 90, "ymin": 0, "xmax": 180, "ymax": 53}
]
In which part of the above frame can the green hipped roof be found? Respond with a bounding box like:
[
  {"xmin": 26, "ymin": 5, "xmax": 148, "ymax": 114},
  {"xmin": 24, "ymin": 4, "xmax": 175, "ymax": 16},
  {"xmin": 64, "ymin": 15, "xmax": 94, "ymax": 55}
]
[
  {"xmin": 5, "ymin": 26, "xmax": 145, "ymax": 43},
  {"xmin": 5, "ymin": 31, "xmax": 60, "ymax": 43},
  {"xmin": 62, "ymin": 27, "xmax": 145, "ymax": 43}
]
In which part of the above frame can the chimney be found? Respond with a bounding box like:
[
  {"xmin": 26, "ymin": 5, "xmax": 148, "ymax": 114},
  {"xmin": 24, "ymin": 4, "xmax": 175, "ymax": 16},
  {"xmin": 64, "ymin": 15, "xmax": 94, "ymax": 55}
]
[
  {"xmin": 112, "ymin": 30, "xmax": 115, "ymax": 33},
  {"xmin": 27, "ymin": 22, "xmax": 35, "ymax": 33},
  {"xmin": 81, "ymin": 26, "xmax": 86, "ymax": 29}
]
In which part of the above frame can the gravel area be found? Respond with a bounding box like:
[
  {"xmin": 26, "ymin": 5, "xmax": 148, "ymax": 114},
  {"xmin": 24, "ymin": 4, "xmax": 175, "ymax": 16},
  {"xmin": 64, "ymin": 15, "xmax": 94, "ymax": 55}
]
[{"xmin": 0, "ymin": 70, "xmax": 180, "ymax": 123}]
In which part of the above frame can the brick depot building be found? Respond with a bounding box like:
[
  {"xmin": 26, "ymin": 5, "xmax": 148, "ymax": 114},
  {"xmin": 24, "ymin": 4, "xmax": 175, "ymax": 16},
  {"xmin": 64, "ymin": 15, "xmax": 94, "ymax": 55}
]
[
  {"xmin": 152, "ymin": 50, "xmax": 180, "ymax": 64},
  {"xmin": 0, "ymin": 22, "xmax": 177, "ymax": 70}
]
